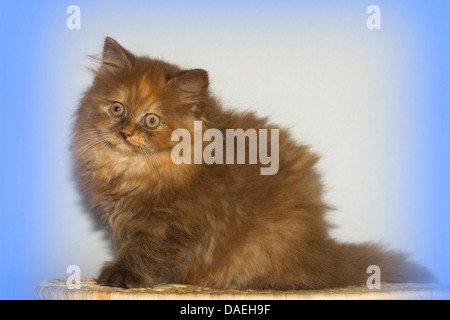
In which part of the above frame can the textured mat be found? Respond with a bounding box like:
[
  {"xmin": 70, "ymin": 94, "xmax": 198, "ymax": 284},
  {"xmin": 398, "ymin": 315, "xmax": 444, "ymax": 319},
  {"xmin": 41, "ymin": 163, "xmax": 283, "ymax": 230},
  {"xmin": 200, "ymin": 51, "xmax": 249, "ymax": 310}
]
[{"xmin": 35, "ymin": 278, "xmax": 449, "ymax": 300}]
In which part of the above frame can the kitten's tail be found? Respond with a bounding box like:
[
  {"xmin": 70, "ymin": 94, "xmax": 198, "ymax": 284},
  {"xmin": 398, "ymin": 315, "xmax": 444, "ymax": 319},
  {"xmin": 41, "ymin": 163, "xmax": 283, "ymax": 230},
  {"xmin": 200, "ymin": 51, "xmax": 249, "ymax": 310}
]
[{"xmin": 330, "ymin": 240, "xmax": 435, "ymax": 286}]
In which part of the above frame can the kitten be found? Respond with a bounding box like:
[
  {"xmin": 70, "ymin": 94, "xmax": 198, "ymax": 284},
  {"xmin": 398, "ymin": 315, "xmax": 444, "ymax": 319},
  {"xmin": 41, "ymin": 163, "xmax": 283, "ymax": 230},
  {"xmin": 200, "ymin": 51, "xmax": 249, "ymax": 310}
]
[{"xmin": 71, "ymin": 37, "xmax": 433, "ymax": 289}]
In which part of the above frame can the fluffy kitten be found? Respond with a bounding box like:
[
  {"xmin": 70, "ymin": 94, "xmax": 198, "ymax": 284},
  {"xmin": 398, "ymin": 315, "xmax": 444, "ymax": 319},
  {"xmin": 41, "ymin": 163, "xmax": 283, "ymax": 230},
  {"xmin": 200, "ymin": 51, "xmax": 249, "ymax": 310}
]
[{"xmin": 71, "ymin": 37, "xmax": 433, "ymax": 289}]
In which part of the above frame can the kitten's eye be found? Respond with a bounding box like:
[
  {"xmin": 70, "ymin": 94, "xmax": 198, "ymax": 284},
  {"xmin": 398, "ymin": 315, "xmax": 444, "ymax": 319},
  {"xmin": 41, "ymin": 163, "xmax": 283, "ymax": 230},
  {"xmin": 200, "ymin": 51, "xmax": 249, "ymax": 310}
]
[
  {"xmin": 109, "ymin": 102, "xmax": 125, "ymax": 118},
  {"xmin": 143, "ymin": 113, "xmax": 162, "ymax": 129}
]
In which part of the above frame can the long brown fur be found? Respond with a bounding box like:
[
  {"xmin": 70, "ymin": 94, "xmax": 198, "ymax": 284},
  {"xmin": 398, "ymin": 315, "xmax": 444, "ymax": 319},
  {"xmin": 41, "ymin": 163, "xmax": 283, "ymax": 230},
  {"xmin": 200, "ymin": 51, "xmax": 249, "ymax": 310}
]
[{"xmin": 71, "ymin": 37, "xmax": 433, "ymax": 289}]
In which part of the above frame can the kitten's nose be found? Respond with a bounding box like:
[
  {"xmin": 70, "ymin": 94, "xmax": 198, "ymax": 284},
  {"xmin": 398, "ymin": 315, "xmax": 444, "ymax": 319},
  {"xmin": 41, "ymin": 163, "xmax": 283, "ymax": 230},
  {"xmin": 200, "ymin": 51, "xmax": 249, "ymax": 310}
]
[{"xmin": 120, "ymin": 130, "xmax": 133, "ymax": 139}]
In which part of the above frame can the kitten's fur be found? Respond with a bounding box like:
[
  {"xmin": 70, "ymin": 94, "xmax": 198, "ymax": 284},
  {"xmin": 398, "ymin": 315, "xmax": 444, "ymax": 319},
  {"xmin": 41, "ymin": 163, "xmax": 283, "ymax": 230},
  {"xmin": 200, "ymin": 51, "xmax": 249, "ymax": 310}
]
[{"xmin": 72, "ymin": 37, "xmax": 433, "ymax": 289}]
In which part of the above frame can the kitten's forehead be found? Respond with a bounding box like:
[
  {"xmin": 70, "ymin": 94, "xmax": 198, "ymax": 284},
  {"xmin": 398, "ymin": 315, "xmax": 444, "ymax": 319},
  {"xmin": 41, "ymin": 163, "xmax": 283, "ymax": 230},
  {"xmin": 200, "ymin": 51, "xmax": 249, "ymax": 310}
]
[{"xmin": 115, "ymin": 72, "xmax": 163, "ymax": 114}]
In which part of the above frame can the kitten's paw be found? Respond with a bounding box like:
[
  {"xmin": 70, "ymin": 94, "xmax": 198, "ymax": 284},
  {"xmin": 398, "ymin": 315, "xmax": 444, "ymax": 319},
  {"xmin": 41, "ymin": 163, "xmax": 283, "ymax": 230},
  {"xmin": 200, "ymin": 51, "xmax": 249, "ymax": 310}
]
[{"xmin": 97, "ymin": 263, "xmax": 152, "ymax": 289}]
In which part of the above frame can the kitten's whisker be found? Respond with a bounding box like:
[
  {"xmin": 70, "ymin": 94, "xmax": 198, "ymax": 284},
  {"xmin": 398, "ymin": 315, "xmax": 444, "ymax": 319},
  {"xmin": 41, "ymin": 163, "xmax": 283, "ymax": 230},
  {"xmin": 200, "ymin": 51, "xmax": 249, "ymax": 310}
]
[{"xmin": 75, "ymin": 139, "xmax": 110, "ymax": 157}]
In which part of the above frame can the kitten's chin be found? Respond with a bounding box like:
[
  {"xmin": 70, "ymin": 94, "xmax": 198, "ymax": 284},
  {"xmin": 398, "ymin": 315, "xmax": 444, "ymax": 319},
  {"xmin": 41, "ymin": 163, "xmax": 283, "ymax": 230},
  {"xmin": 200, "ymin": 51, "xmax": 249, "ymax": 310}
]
[{"xmin": 115, "ymin": 141, "xmax": 138, "ymax": 154}]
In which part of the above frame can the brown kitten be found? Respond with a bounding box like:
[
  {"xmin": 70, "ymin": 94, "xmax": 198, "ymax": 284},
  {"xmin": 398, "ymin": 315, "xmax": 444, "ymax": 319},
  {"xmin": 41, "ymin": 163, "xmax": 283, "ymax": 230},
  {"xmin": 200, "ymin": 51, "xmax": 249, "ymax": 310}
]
[{"xmin": 71, "ymin": 37, "xmax": 433, "ymax": 289}]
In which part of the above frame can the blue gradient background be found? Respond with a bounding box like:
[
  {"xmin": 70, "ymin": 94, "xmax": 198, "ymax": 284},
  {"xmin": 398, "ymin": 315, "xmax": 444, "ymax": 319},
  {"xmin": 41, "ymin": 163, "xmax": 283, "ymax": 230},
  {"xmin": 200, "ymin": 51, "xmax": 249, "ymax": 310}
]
[{"xmin": 0, "ymin": 1, "xmax": 449, "ymax": 299}]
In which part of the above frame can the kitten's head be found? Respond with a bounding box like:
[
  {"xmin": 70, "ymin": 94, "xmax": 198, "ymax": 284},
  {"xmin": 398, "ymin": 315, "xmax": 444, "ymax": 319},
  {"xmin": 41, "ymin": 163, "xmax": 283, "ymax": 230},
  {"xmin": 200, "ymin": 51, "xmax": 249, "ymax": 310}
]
[{"xmin": 72, "ymin": 37, "xmax": 209, "ymax": 162}]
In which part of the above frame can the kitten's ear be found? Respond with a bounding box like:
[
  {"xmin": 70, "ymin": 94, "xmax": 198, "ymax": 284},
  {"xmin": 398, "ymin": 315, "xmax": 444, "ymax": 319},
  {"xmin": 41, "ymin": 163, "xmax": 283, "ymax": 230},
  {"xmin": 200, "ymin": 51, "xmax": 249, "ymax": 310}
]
[
  {"xmin": 100, "ymin": 37, "xmax": 134, "ymax": 72},
  {"xmin": 168, "ymin": 69, "xmax": 209, "ymax": 105}
]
